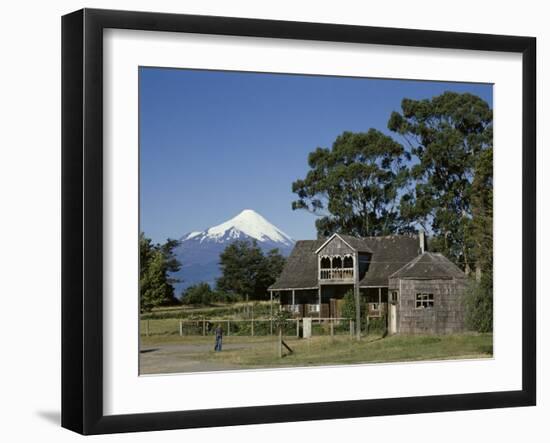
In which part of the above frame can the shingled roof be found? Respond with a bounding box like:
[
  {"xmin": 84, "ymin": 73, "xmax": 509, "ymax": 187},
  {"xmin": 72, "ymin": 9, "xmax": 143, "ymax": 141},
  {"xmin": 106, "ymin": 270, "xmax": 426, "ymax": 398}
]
[
  {"xmin": 315, "ymin": 234, "xmax": 373, "ymax": 253},
  {"xmin": 389, "ymin": 252, "xmax": 466, "ymax": 280},
  {"xmin": 358, "ymin": 235, "xmax": 420, "ymax": 287},
  {"xmin": 269, "ymin": 240, "xmax": 324, "ymax": 290},
  {"xmin": 269, "ymin": 234, "xmax": 423, "ymax": 291}
]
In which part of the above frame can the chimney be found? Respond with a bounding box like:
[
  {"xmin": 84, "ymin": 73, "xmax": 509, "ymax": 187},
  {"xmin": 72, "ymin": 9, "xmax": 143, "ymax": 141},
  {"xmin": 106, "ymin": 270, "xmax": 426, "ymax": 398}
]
[{"xmin": 419, "ymin": 230, "xmax": 426, "ymax": 254}]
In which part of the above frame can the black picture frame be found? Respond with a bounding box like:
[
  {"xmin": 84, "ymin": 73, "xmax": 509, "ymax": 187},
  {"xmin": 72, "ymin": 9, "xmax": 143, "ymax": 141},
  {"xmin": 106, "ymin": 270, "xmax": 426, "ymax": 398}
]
[{"xmin": 61, "ymin": 8, "xmax": 536, "ymax": 435}]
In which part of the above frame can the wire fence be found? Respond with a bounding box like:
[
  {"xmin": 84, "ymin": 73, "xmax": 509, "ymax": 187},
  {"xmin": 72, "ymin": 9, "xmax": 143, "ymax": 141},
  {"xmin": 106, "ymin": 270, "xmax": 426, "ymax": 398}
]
[{"xmin": 139, "ymin": 317, "xmax": 384, "ymax": 338}]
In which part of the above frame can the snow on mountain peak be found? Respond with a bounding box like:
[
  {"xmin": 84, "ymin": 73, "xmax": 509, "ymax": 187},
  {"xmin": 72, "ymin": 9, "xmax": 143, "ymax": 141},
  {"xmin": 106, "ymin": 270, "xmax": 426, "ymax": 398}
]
[
  {"xmin": 183, "ymin": 231, "xmax": 200, "ymax": 240},
  {"xmin": 203, "ymin": 209, "xmax": 294, "ymax": 245},
  {"xmin": 175, "ymin": 210, "xmax": 295, "ymax": 291}
]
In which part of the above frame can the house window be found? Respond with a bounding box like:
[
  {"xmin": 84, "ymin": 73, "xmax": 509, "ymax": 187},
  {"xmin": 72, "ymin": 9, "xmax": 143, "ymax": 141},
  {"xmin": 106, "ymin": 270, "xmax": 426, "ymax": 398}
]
[
  {"xmin": 391, "ymin": 291, "xmax": 399, "ymax": 303},
  {"xmin": 309, "ymin": 304, "xmax": 320, "ymax": 313},
  {"xmin": 415, "ymin": 293, "xmax": 434, "ymax": 309}
]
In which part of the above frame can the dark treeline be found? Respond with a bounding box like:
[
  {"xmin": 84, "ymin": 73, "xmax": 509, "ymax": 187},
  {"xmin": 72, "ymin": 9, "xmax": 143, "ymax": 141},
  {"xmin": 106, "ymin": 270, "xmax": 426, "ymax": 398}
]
[
  {"xmin": 181, "ymin": 240, "xmax": 286, "ymax": 305},
  {"xmin": 139, "ymin": 233, "xmax": 181, "ymax": 313},
  {"xmin": 140, "ymin": 235, "xmax": 286, "ymax": 310}
]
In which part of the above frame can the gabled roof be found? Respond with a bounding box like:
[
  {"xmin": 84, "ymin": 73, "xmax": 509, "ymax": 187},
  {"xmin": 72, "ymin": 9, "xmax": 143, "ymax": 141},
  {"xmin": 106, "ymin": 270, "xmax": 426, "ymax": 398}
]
[
  {"xmin": 269, "ymin": 240, "xmax": 323, "ymax": 290},
  {"xmin": 358, "ymin": 235, "xmax": 420, "ymax": 287},
  {"xmin": 270, "ymin": 234, "xmax": 424, "ymax": 291},
  {"xmin": 389, "ymin": 252, "xmax": 466, "ymax": 280},
  {"xmin": 314, "ymin": 233, "xmax": 373, "ymax": 254},
  {"xmin": 338, "ymin": 234, "xmax": 374, "ymax": 253}
]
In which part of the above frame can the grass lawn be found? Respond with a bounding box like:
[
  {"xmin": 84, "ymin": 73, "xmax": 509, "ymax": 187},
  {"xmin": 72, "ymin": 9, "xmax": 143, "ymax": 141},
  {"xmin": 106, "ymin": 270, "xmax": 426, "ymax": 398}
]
[{"xmin": 140, "ymin": 333, "xmax": 493, "ymax": 371}]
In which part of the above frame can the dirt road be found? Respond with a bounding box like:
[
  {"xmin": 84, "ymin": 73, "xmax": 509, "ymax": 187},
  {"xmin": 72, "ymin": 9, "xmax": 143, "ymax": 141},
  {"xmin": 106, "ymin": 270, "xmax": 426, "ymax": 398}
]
[{"xmin": 139, "ymin": 341, "xmax": 262, "ymax": 374}]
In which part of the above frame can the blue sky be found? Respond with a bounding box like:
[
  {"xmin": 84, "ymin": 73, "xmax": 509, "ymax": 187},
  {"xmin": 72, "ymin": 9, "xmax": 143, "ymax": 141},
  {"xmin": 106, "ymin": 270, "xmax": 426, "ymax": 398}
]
[{"xmin": 139, "ymin": 67, "xmax": 492, "ymax": 244}]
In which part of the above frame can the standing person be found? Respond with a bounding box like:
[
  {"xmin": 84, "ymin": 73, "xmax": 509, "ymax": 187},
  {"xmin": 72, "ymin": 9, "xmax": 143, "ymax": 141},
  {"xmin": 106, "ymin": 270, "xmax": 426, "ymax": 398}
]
[{"xmin": 214, "ymin": 324, "xmax": 223, "ymax": 352}]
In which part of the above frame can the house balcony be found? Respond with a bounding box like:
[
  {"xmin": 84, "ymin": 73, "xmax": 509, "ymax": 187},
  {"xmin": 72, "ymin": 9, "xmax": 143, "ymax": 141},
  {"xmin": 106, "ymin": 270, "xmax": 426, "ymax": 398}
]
[{"xmin": 319, "ymin": 268, "xmax": 354, "ymax": 282}]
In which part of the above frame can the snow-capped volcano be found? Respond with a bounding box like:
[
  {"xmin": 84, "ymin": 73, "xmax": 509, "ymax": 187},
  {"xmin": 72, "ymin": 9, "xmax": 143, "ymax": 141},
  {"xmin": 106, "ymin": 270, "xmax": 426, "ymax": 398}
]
[
  {"xmin": 183, "ymin": 209, "xmax": 294, "ymax": 246},
  {"xmin": 173, "ymin": 210, "xmax": 294, "ymax": 294}
]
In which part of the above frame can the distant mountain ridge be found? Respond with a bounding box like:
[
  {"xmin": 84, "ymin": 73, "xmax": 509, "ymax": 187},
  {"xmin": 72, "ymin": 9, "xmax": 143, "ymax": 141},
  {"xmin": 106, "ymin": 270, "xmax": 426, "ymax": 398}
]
[{"xmin": 173, "ymin": 209, "xmax": 295, "ymax": 294}]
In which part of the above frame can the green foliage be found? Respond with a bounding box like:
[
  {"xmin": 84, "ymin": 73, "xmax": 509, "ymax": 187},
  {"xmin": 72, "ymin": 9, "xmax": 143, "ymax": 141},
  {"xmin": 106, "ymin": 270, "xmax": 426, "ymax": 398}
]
[
  {"xmin": 140, "ymin": 233, "xmax": 155, "ymax": 276},
  {"xmin": 140, "ymin": 249, "xmax": 171, "ymax": 313},
  {"xmin": 216, "ymin": 240, "xmax": 286, "ymax": 301},
  {"xmin": 212, "ymin": 290, "xmax": 242, "ymax": 304},
  {"xmin": 467, "ymin": 147, "xmax": 493, "ymax": 281},
  {"xmin": 140, "ymin": 300, "xmax": 275, "ymax": 320},
  {"xmin": 140, "ymin": 232, "xmax": 182, "ymax": 312},
  {"xmin": 264, "ymin": 249, "xmax": 286, "ymax": 283},
  {"xmin": 367, "ymin": 315, "xmax": 387, "ymax": 334},
  {"xmin": 182, "ymin": 283, "xmax": 216, "ymax": 305},
  {"xmin": 159, "ymin": 238, "xmax": 183, "ymax": 298},
  {"xmin": 291, "ymin": 129, "xmax": 412, "ymax": 238},
  {"xmin": 292, "ymin": 93, "xmax": 494, "ymax": 330},
  {"xmin": 464, "ymin": 277, "xmax": 493, "ymax": 333},
  {"xmin": 340, "ymin": 290, "xmax": 357, "ymax": 320},
  {"xmin": 388, "ymin": 91, "xmax": 493, "ymax": 271},
  {"xmin": 340, "ymin": 289, "xmax": 367, "ymax": 321},
  {"xmin": 181, "ymin": 285, "xmax": 248, "ymax": 306},
  {"xmin": 273, "ymin": 308, "xmax": 292, "ymax": 330}
]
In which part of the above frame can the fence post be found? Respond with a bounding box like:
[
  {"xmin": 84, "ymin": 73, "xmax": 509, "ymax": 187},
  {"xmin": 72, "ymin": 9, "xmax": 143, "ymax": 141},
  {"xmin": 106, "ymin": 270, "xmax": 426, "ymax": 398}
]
[
  {"xmin": 251, "ymin": 319, "xmax": 254, "ymax": 336},
  {"xmin": 179, "ymin": 320, "xmax": 183, "ymax": 337},
  {"xmin": 296, "ymin": 319, "xmax": 300, "ymax": 337},
  {"xmin": 203, "ymin": 319, "xmax": 206, "ymax": 336},
  {"xmin": 278, "ymin": 327, "xmax": 283, "ymax": 358},
  {"xmin": 146, "ymin": 319, "xmax": 150, "ymax": 337},
  {"xmin": 330, "ymin": 320, "xmax": 334, "ymax": 341},
  {"xmin": 227, "ymin": 320, "xmax": 230, "ymax": 336},
  {"xmin": 349, "ymin": 320, "xmax": 354, "ymax": 338}
]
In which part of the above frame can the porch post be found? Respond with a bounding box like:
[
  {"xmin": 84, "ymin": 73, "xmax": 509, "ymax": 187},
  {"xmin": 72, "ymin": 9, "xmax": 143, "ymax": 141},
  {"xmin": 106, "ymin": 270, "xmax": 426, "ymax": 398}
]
[
  {"xmin": 292, "ymin": 289, "xmax": 295, "ymax": 306},
  {"xmin": 269, "ymin": 290, "xmax": 273, "ymax": 336},
  {"xmin": 354, "ymin": 251, "xmax": 361, "ymax": 340},
  {"xmin": 318, "ymin": 287, "xmax": 322, "ymax": 323},
  {"xmin": 379, "ymin": 287, "xmax": 383, "ymax": 329}
]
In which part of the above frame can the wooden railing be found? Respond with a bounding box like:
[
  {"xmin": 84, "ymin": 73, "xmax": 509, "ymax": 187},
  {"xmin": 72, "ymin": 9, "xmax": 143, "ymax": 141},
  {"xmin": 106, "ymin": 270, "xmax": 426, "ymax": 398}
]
[{"xmin": 320, "ymin": 268, "xmax": 354, "ymax": 280}]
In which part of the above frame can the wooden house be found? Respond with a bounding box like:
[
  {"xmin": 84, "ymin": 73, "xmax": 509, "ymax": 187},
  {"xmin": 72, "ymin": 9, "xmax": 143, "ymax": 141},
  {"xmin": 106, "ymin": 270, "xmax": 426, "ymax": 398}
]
[{"xmin": 268, "ymin": 233, "xmax": 467, "ymax": 334}]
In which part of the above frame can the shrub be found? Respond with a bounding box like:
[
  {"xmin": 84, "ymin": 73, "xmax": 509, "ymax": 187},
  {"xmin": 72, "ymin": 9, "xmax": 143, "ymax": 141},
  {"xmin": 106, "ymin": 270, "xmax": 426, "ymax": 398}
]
[
  {"xmin": 341, "ymin": 289, "xmax": 367, "ymax": 321},
  {"xmin": 212, "ymin": 290, "xmax": 240, "ymax": 303},
  {"xmin": 464, "ymin": 277, "xmax": 493, "ymax": 333},
  {"xmin": 182, "ymin": 282, "xmax": 215, "ymax": 305},
  {"xmin": 367, "ymin": 315, "xmax": 387, "ymax": 334},
  {"xmin": 341, "ymin": 290, "xmax": 356, "ymax": 320},
  {"xmin": 273, "ymin": 309, "xmax": 292, "ymax": 333}
]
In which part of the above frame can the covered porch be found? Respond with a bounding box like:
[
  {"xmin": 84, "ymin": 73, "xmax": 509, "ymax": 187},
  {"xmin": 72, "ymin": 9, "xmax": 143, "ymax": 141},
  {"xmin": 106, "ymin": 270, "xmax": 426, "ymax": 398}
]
[
  {"xmin": 269, "ymin": 288, "xmax": 328, "ymax": 319},
  {"xmin": 361, "ymin": 287, "xmax": 389, "ymax": 318}
]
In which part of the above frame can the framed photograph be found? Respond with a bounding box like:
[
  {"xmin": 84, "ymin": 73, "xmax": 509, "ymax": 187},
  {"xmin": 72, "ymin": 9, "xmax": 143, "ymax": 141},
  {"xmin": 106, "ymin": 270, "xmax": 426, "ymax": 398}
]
[{"xmin": 61, "ymin": 8, "xmax": 536, "ymax": 435}]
